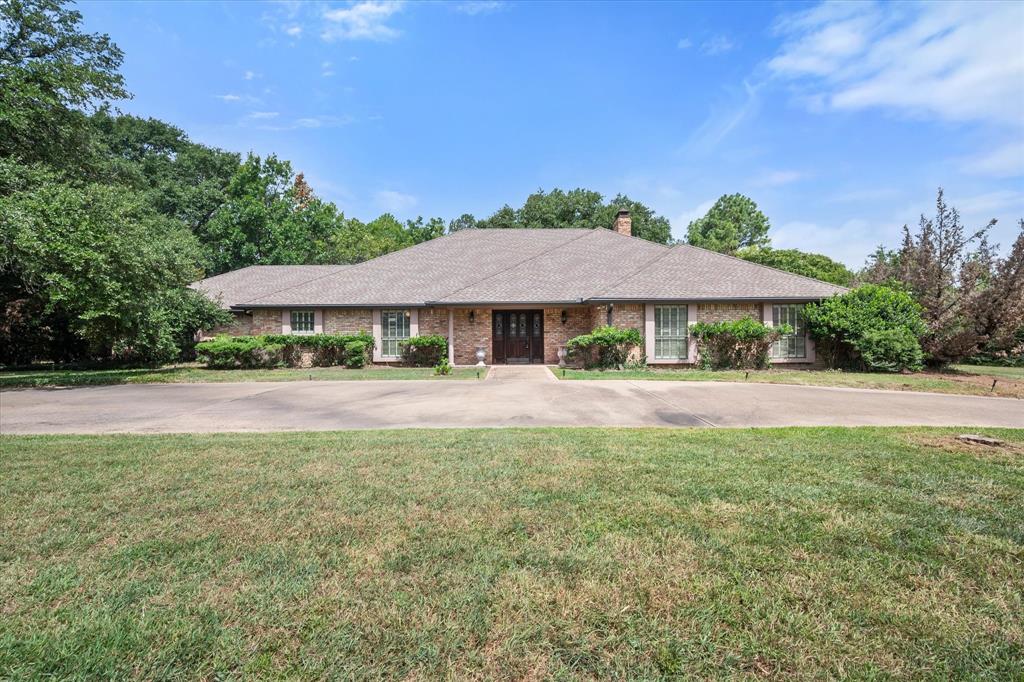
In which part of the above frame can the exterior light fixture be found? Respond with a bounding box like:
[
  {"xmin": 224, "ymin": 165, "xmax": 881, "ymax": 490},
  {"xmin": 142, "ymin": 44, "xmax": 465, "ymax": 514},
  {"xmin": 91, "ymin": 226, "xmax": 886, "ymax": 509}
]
[
  {"xmin": 469, "ymin": 310, "xmax": 475, "ymax": 323},
  {"xmin": 561, "ymin": 310, "xmax": 568, "ymax": 325}
]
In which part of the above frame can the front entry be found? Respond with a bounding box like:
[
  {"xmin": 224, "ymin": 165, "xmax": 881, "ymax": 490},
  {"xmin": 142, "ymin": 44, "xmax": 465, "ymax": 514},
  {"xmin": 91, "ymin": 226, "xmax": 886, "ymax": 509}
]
[{"xmin": 492, "ymin": 310, "xmax": 544, "ymax": 364}]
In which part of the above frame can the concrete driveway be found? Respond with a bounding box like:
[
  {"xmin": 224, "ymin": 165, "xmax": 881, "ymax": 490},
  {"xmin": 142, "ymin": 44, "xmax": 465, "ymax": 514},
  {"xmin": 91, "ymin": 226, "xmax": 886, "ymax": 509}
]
[{"xmin": 2, "ymin": 366, "xmax": 1021, "ymax": 433}]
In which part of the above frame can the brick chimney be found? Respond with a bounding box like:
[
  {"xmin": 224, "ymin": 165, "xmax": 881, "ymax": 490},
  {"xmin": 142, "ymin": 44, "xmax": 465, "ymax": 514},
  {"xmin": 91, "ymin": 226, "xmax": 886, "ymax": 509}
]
[{"xmin": 613, "ymin": 209, "xmax": 631, "ymax": 237}]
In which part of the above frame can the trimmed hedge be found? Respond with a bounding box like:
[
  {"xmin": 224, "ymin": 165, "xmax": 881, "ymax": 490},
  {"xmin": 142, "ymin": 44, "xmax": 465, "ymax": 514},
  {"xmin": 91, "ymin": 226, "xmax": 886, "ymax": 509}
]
[
  {"xmin": 566, "ymin": 326, "xmax": 643, "ymax": 369},
  {"xmin": 196, "ymin": 332, "xmax": 373, "ymax": 369},
  {"xmin": 690, "ymin": 318, "xmax": 788, "ymax": 370},
  {"xmin": 400, "ymin": 335, "xmax": 448, "ymax": 367}
]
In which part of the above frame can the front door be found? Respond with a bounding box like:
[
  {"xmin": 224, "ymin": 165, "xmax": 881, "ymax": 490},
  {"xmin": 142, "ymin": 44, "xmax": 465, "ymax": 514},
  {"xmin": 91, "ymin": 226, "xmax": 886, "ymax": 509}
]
[{"xmin": 492, "ymin": 310, "xmax": 544, "ymax": 364}]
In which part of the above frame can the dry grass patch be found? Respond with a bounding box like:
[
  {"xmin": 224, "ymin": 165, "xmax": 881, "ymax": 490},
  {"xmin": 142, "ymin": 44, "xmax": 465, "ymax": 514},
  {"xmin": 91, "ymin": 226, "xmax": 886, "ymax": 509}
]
[{"xmin": 1, "ymin": 427, "xmax": 1022, "ymax": 679}]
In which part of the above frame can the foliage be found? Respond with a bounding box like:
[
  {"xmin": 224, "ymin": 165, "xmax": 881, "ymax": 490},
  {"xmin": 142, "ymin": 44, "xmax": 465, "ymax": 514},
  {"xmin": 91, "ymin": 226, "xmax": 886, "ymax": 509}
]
[
  {"xmin": 855, "ymin": 327, "xmax": 924, "ymax": 373},
  {"xmin": 686, "ymin": 194, "xmax": 770, "ymax": 254},
  {"xmin": 690, "ymin": 317, "xmax": 787, "ymax": 369},
  {"xmin": 737, "ymin": 247, "xmax": 854, "ymax": 286},
  {"xmin": 566, "ymin": 325, "xmax": 643, "ymax": 369},
  {"xmin": 859, "ymin": 189, "xmax": 1021, "ymax": 365},
  {"xmin": 400, "ymin": 334, "xmax": 448, "ymax": 367},
  {"xmin": 0, "ymin": 0, "xmax": 128, "ymax": 170},
  {"xmin": 344, "ymin": 340, "xmax": 368, "ymax": 368},
  {"xmin": 475, "ymin": 188, "xmax": 673, "ymax": 243},
  {"xmin": 195, "ymin": 336, "xmax": 284, "ymax": 369},
  {"xmin": 804, "ymin": 285, "xmax": 927, "ymax": 372},
  {"xmin": 433, "ymin": 356, "xmax": 453, "ymax": 375}
]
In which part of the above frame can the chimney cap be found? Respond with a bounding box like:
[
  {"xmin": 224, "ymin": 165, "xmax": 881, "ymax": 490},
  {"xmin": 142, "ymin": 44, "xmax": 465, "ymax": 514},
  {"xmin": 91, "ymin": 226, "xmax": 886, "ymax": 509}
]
[{"xmin": 616, "ymin": 209, "xmax": 630, "ymax": 217}]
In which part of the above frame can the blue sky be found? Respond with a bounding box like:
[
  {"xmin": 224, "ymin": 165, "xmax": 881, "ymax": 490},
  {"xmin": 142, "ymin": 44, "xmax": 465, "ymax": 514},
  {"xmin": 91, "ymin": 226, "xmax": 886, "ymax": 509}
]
[{"xmin": 83, "ymin": 0, "xmax": 1024, "ymax": 266}]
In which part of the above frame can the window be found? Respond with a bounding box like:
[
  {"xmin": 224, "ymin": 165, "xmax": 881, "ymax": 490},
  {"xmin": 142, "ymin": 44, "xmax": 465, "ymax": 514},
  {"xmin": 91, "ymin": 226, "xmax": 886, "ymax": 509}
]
[
  {"xmin": 772, "ymin": 304, "xmax": 806, "ymax": 358},
  {"xmin": 381, "ymin": 309, "xmax": 410, "ymax": 357},
  {"xmin": 654, "ymin": 305, "xmax": 687, "ymax": 360},
  {"xmin": 290, "ymin": 310, "xmax": 315, "ymax": 334}
]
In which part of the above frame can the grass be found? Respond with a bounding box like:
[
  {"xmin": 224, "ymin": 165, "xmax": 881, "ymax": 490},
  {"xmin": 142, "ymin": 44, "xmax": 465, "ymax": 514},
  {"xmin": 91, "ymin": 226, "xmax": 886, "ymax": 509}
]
[
  {"xmin": 1, "ymin": 427, "xmax": 1022, "ymax": 679},
  {"xmin": 0, "ymin": 364, "xmax": 481, "ymax": 388},
  {"xmin": 952, "ymin": 363, "xmax": 1024, "ymax": 380},
  {"xmin": 558, "ymin": 367, "xmax": 1024, "ymax": 399}
]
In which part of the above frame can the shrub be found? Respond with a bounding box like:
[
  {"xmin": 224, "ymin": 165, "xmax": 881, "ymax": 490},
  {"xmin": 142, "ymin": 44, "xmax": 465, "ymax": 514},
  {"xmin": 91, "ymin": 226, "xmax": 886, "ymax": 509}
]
[
  {"xmin": 804, "ymin": 285, "xmax": 926, "ymax": 372},
  {"xmin": 400, "ymin": 335, "xmax": 448, "ymax": 367},
  {"xmin": 344, "ymin": 340, "xmax": 367, "ymax": 368},
  {"xmin": 195, "ymin": 336, "xmax": 283, "ymax": 369},
  {"xmin": 566, "ymin": 326, "xmax": 643, "ymax": 369},
  {"xmin": 856, "ymin": 328, "xmax": 924, "ymax": 373},
  {"xmin": 434, "ymin": 357, "xmax": 453, "ymax": 375},
  {"xmin": 690, "ymin": 317, "xmax": 787, "ymax": 369}
]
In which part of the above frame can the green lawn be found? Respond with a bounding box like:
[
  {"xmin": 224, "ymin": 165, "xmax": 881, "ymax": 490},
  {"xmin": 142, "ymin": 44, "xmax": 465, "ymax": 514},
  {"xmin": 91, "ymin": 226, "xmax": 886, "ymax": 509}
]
[
  {"xmin": 952, "ymin": 363, "xmax": 1024, "ymax": 380},
  {"xmin": 0, "ymin": 364, "xmax": 481, "ymax": 388},
  {"xmin": 2, "ymin": 427, "xmax": 1022, "ymax": 679},
  {"xmin": 558, "ymin": 367, "xmax": 1024, "ymax": 399}
]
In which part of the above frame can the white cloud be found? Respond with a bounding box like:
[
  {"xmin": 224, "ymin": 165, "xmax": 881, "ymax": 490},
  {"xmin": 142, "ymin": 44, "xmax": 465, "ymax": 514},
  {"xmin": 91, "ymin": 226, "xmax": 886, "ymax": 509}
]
[
  {"xmin": 452, "ymin": 1, "xmax": 505, "ymax": 15},
  {"xmin": 769, "ymin": 2, "xmax": 1024, "ymax": 127},
  {"xmin": 676, "ymin": 38, "xmax": 692, "ymax": 50},
  {"xmin": 322, "ymin": 1, "xmax": 405, "ymax": 41},
  {"xmin": 701, "ymin": 35, "xmax": 734, "ymax": 56},
  {"xmin": 375, "ymin": 189, "xmax": 418, "ymax": 213},
  {"xmin": 243, "ymin": 70, "xmax": 258, "ymax": 80},
  {"xmin": 753, "ymin": 170, "xmax": 805, "ymax": 187},
  {"xmin": 215, "ymin": 94, "xmax": 242, "ymax": 102},
  {"xmin": 961, "ymin": 140, "xmax": 1024, "ymax": 178},
  {"xmin": 773, "ymin": 218, "xmax": 881, "ymax": 267},
  {"xmin": 683, "ymin": 79, "xmax": 761, "ymax": 154},
  {"xmin": 284, "ymin": 25, "xmax": 302, "ymax": 37},
  {"xmin": 246, "ymin": 111, "xmax": 280, "ymax": 119},
  {"xmin": 674, "ymin": 199, "xmax": 716, "ymax": 232},
  {"xmin": 321, "ymin": 60, "xmax": 335, "ymax": 77}
]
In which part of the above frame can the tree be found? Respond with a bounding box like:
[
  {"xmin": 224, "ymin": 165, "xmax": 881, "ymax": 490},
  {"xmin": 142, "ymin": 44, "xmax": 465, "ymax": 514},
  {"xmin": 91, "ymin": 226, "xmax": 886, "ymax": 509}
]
[
  {"xmin": 0, "ymin": 0, "xmax": 128, "ymax": 170},
  {"xmin": 972, "ymin": 220, "xmax": 1024, "ymax": 360},
  {"xmin": 448, "ymin": 213, "xmax": 477, "ymax": 232},
  {"xmin": 861, "ymin": 188, "xmax": 997, "ymax": 364},
  {"xmin": 686, "ymin": 194, "xmax": 770, "ymax": 254},
  {"xmin": 803, "ymin": 285, "xmax": 926, "ymax": 372},
  {"xmin": 475, "ymin": 188, "xmax": 673, "ymax": 244},
  {"xmin": 0, "ymin": 161, "xmax": 225, "ymax": 363},
  {"xmin": 737, "ymin": 247, "xmax": 854, "ymax": 286}
]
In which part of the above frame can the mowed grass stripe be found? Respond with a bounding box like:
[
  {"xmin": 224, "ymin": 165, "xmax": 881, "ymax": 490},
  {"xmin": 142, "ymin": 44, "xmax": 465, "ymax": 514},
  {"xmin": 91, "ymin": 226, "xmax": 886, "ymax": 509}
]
[{"xmin": 1, "ymin": 427, "xmax": 1022, "ymax": 679}]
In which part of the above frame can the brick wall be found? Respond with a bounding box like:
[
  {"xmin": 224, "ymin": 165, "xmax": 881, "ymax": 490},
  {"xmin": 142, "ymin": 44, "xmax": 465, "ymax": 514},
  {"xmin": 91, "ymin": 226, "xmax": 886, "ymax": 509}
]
[
  {"xmin": 452, "ymin": 308, "xmax": 492, "ymax": 365},
  {"xmin": 418, "ymin": 307, "xmax": 448, "ymax": 337},
  {"xmin": 696, "ymin": 302, "xmax": 762, "ymax": 324},
  {"xmin": 323, "ymin": 308, "xmax": 372, "ymax": 335},
  {"xmin": 252, "ymin": 308, "xmax": 283, "ymax": 335},
  {"xmin": 543, "ymin": 307, "xmax": 594, "ymax": 364}
]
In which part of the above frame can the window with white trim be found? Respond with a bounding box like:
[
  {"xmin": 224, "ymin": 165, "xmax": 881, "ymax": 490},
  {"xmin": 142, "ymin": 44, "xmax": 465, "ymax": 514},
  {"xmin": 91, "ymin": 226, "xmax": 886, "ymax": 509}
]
[
  {"xmin": 290, "ymin": 310, "xmax": 315, "ymax": 334},
  {"xmin": 654, "ymin": 305, "xmax": 688, "ymax": 360},
  {"xmin": 771, "ymin": 304, "xmax": 806, "ymax": 358},
  {"xmin": 381, "ymin": 309, "xmax": 411, "ymax": 358}
]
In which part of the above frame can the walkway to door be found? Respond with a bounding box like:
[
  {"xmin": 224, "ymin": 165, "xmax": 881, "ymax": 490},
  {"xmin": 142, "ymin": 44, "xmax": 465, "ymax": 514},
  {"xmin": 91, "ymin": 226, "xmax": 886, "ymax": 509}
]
[{"xmin": 486, "ymin": 365, "xmax": 557, "ymax": 383}]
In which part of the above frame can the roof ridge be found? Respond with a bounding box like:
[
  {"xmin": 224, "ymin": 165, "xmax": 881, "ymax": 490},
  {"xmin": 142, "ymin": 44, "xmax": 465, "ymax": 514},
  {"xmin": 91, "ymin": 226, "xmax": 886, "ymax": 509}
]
[
  {"xmin": 426, "ymin": 228, "xmax": 599, "ymax": 303},
  {"xmin": 674, "ymin": 242, "xmax": 850, "ymax": 290}
]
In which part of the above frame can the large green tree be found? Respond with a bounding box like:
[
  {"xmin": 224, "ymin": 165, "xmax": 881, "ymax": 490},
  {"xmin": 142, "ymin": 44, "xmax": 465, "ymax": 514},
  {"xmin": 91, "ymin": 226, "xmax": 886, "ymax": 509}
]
[
  {"xmin": 475, "ymin": 188, "xmax": 672, "ymax": 243},
  {"xmin": 737, "ymin": 247, "xmax": 854, "ymax": 286},
  {"xmin": 686, "ymin": 194, "xmax": 771, "ymax": 254}
]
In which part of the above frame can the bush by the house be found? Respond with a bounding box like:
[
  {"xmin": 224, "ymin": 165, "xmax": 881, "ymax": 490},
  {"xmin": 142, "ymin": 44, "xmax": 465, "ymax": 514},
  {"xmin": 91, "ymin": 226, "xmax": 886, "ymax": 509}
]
[
  {"xmin": 566, "ymin": 326, "xmax": 643, "ymax": 369},
  {"xmin": 400, "ymin": 335, "xmax": 448, "ymax": 367},
  {"xmin": 197, "ymin": 333, "xmax": 373, "ymax": 369},
  {"xmin": 690, "ymin": 317, "xmax": 787, "ymax": 370},
  {"xmin": 434, "ymin": 357, "xmax": 453, "ymax": 375},
  {"xmin": 803, "ymin": 285, "xmax": 926, "ymax": 372},
  {"xmin": 344, "ymin": 340, "xmax": 368, "ymax": 368},
  {"xmin": 195, "ymin": 336, "xmax": 284, "ymax": 369}
]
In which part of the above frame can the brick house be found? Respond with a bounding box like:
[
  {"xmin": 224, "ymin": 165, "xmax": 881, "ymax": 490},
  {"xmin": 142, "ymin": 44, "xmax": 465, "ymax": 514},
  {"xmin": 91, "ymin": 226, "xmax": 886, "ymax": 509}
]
[{"xmin": 191, "ymin": 212, "xmax": 845, "ymax": 366}]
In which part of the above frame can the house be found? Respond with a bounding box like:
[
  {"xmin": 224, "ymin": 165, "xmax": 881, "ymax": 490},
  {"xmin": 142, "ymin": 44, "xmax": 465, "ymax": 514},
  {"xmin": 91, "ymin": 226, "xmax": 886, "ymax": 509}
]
[{"xmin": 191, "ymin": 212, "xmax": 845, "ymax": 365}]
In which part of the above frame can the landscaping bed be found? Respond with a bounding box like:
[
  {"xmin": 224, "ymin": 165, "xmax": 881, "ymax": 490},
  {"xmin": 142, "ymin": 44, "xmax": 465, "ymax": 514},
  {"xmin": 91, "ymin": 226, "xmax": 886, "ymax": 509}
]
[{"xmin": 1, "ymin": 427, "xmax": 1021, "ymax": 678}]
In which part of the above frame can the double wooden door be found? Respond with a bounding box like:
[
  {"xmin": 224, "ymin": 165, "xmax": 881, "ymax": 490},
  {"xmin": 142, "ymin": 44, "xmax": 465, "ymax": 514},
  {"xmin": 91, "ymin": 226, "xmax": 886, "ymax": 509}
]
[{"xmin": 492, "ymin": 310, "xmax": 544, "ymax": 364}]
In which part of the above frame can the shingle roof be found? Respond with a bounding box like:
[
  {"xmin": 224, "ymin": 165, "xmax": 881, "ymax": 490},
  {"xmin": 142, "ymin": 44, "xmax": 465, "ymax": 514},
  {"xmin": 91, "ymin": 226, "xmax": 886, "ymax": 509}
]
[
  {"xmin": 189, "ymin": 265, "xmax": 347, "ymax": 308},
  {"xmin": 190, "ymin": 228, "xmax": 847, "ymax": 307}
]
